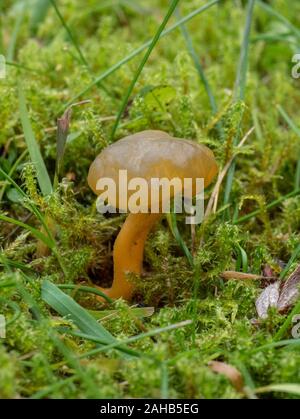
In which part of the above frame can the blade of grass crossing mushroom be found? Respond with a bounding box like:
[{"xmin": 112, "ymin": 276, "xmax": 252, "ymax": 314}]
[
  {"xmin": 277, "ymin": 105, "xmax": 300, "ymax": 190},
  {"xmin": 18, "ymin": 82, "xmax": 53, "ymax": 196},
  {"xmin": 223, "ymin": 0, "xmax": 255, "ymax": 216},
  {"xmin": 169, "ymin": 212, "xmax": 194, "ymax": 268},
  {"xmin": 110, "ymin": 0, "xmax": 180, "ymax": 140},
  {"xmin": 63, "ymin": 0, "xmax": 221, "ymax": 110}
]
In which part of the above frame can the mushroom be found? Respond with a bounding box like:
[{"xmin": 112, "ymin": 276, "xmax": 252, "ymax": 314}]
[{"xmin": 88, "ymin": 130, "xmax": 218, "ymax": 301}]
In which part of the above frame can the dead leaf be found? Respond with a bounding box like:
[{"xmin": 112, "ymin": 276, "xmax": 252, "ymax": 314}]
[
  {"xmin": 263, "ymin": 264, "xmax": 275, "ymax": 278},
  {"xmin": 255, "ymin": 281, "xmax": 280, "ymax": 319},
  {"xmin": 209, "ymin": 361, "xmax": 244, "ymax": 393},
  {"xmin": 221, "ymin": 271, "xmax": 264, "ymax": 280},
  {"xmin": 277, "ymin": 265, "xmax": 300, "ymax": 312}
]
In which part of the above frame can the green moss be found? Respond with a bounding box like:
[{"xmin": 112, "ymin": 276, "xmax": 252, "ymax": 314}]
[{"xmin": 0, "ymin": 0, "xmax": 300, "ymax": 399}]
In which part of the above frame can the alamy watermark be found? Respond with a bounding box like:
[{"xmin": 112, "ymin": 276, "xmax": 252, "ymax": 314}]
[
  {"xmin": 291, "ymin": 54, "xmax": 300, "ymax": 79},
  {"xmin": 95, "ymin": 170, "xmax": 204, "ymax": 224},
  {"xmin": 291, "ymin": 314, "xmax": 300, "ymax": 339},
  {"xmin": 0, "ymin": 55, "xmax": 6, "ymax": 79}
]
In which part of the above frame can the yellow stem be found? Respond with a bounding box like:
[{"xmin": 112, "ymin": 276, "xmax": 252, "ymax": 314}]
[{"xmin": 97, "ymin": 213, "xmax": 161, "ymax": 301}]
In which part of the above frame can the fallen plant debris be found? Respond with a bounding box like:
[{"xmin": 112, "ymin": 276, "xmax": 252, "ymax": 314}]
[
  {"xmin": 208, "ymin": 361, "xmax": 244, "ymax": 393},
  {"xmin": 221, "ymin": 271, "xmax": 266, "ymax": 281},
  {"xmin": 255, "ymin": 264, "xmax": 300, "ymax": 319},
  {"xmin": 278, "ymin": 265, "xmax": 300, "ymax": 313},
  {"xmin": 1, "ymin": 0, "xmax": 300, "ymax": 400}
]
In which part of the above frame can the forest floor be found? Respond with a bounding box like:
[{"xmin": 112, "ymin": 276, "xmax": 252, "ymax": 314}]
[{"xmin": 0, "ymin": 0, "xmax": 300, "ymax": 399}]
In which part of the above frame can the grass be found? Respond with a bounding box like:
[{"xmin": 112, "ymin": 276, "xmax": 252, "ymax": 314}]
[
  {"xmin": 223, "ymin": 0, "xmax": 256, "ymax": 216},
  {"xmin": 110, "ymin": 0, "xmax": 180, "ymax": 140},
  {"xmin": 1, "ymin": 0, "xmax": 300, "ymax": 399}
]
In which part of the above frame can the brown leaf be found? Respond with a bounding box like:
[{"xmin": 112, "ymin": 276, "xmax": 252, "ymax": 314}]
[
  {"xmin": 255, "ymin": 281, "xmax": 280, "ymax": 319},
  {"xmin": 221, "ymin": 271, "xmax": 264, "ymax": 280},
  {"xmin": 277, "ymin": 265, "xmax": 300, "ymax": 312},
  {"xmin": 263, "ymin": 264, "xmax": 275, "ymax": 278},
  {"xmin": 209, "ymin": 361, "xmax": 244, "ymax": 393}
]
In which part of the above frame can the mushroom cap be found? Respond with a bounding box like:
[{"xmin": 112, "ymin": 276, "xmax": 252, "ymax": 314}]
[{"xmin": 88, "ymin": 130, "xmax": 218, "ymax": 211}]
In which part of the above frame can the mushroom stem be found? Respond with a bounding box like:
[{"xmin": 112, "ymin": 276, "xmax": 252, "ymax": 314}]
[{"xmin": 97, "ymin": 213, "xmax": 161, "ymax": 301}]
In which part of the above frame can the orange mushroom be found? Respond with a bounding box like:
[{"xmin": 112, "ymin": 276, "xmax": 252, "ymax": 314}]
[{"xmin": 88, "ymin": 130, "xmax": 217, "ymax": 301}]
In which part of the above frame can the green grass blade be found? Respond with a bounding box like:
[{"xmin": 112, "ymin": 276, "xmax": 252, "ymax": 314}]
[
  {"xmin": 49, "ymin": 0, "xmax": 90, "ymax": 69},
  {"xmin": 0, "ymin": 213, "xmax": 54, "ymax": 248},
  {"xmin": 169, "ymin": 212, "xmax": 194, "ymax": 267},
  {"xmin": 6, "ymin": 0, "xmax": 26, "ymax": 61},
  {"xmin": 18, "ymin": 82, "xmax": 53, "ymax": 196},
  {"xmin": 6, "ymin": 60, "xmax": 45, "ymax": 75},
  {"xmin": 257, "ymin": 0, "xmax": 300, "ymax": 40},
  {"xmin": 255, "ymin": 383, "xmax": 300, "ymax": 397},
  {"xmin": 88, "ymin": 307, "xmax": 154, "ymax": 320},
  {"xmin": 279, "ymin": 243, "xmax": 300, "ymax": 281},
  {"xmin": 64, "ymin": 0, "xmax": 220, "ymax": 110},
  {"xmin": 0, "ymin": 149, "xmax": 28, "ymax": 202},
  {"xmin": 30, "ymin": 0, "xmax": 51, "ymax": 35},
  {"xmin": 250, "ymin": 339, "xmax": 300, "ymax": 354},
  {"xmin": 234, "ymin": 0, "xmax": 256, "ymax": 102},
  {"xmin": 223, "ymin": 0, "xmax": 255, "ymax": 212},
  {"xmin": 160, "ymin": 362, "xmax": 169, "ymax": 399},
  {"xmin": 57, "ymin": 284, "xmax": 113, "ymax": 303},
  {"xmin": 234, "ymin": 188, "xmax": 300, "ymax": 224},
  {"xmin": 76, "ymin": 319, "xmax": 192, "ymax": 359},
  {"xmin": 41, "ymin": 280, "xmax": 117, "ymax": 346},
  {"xmin": 176, "ymin": 9, "xmax": 218, "ymax": 116},
  {"xmin": 110, "ymin": 0, "xmax": 180, "ymax": 139},
  {"xmin": 277, "ymin": 105, "xmax": 300, "ymax": 190}
]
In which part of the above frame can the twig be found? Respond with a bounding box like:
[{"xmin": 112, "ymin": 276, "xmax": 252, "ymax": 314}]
[{"xmin": 205, "ymin": 127, "xmax": 254, "ymax": 218}]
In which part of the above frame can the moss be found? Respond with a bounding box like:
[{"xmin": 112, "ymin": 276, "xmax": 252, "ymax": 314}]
[{"xmin": 1, "ymin": 0, "xmax": 300, "ymax": 399}]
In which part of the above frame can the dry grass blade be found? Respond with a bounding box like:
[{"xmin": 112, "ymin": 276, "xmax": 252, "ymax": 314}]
[
  {"xmin": 209, "ymin": 361, "xmax": 244, "ymax": 393},
  {"xmin": 205, "ymin": 127, "xmax": 254, "ymax": 218},
  {"xmin": 221, "ymin": 271, "xmax": 265, "ymax": 281}
]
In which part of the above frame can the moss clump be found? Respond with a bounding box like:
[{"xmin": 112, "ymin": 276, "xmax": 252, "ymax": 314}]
[{"xmin": 1, "ymin": 0, "xmax": 300, "ymax": 399}]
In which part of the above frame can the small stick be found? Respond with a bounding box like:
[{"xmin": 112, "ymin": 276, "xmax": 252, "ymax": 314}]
[{"xmin": 205, "ymin": 126, "xmax": 255, "ymax": 218}]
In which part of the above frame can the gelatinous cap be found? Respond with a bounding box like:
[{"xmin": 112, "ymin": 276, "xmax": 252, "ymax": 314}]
[{"xmin": 88, "ymin": 130, "xmax": 218, "ymax": 211}]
